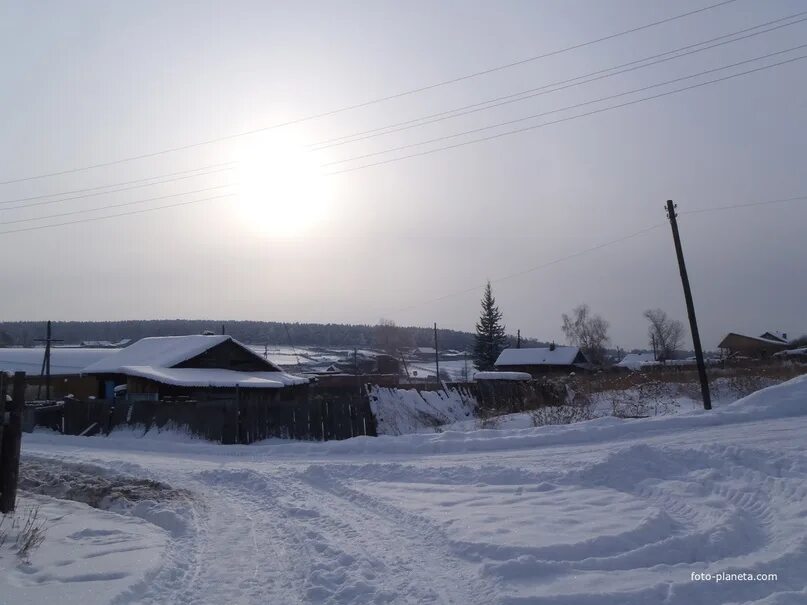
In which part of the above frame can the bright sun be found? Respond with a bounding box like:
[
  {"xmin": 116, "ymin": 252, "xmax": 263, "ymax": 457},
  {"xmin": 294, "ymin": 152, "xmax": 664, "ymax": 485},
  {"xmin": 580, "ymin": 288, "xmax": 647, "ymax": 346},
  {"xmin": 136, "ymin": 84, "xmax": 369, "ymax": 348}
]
[{"xmin": 235, "ymin": 135, "xmax": 331, "ymax": 236}]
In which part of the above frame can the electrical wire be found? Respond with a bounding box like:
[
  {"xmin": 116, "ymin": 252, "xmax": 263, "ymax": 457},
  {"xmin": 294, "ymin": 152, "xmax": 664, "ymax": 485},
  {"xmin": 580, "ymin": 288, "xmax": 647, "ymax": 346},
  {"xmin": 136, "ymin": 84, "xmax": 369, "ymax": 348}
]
[
  {"xmin": 0, "ymin": 0, "xmax": 738, "ymax": 185},
  {"xmin": 0, "ymin": 165, "xmax": 235, "ymax": 212},
  {"xmin": 0, "ymin": 193, "xmax": 235, "ymax": 236},
  {"xmin": 325, "ymin": 51, "xmax": 807, "ymax": 174},
  {"xmin": 384, "ymin": 194, "xmax": 807, "ymax": 314},
  {"xmin": 311, "ymin": 12, "xmax": 807, "ymax": 150},
  {"xmin": 0, "ymin": 183, "xmax": 236, "ymax": 226},
  {"xmin": 0, "ymin": 161, "xmax": 236, "ymax": 205}
]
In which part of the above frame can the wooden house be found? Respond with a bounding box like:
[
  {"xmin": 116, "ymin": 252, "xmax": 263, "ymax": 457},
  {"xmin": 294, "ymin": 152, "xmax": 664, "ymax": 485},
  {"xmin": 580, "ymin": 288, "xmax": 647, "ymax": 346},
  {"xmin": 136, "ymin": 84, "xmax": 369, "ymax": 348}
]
[
  {"xmin": 494, "ymin": 344, "xmax": 590, "ymax": 377},
  {"xmin": 717, "ymin": 333, "xmax": 790, "ymax": 359},
  {"xmin": 82, "ymin": 335, "xmax": 308, "ymax": 403}
]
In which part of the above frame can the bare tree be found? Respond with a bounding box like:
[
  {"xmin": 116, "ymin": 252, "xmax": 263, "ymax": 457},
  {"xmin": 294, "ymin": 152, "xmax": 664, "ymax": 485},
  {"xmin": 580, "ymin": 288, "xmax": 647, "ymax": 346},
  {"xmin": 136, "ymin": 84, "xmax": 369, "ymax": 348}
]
[
  {"xmin": 561, "ymin": 304, "xmax": 610, "ymax": 365},
  {"xmin": 374, "ymin": 318, "xmax": 403, "ymax": 354},
  {"xmin": 643, "ymin": 308, "xmax": 685, "ymax": 361}
]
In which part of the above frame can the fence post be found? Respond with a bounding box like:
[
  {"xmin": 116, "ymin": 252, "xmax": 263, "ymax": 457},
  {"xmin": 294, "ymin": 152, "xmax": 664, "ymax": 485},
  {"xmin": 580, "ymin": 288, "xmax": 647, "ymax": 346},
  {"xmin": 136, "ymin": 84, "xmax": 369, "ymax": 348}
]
[
  {"xmin": 0, "ymin": 372, "xmax": 25, "ymax": 513},
  {"xmin": 0, "ymin": 373, "xmax": 6, "ymax": 467}
]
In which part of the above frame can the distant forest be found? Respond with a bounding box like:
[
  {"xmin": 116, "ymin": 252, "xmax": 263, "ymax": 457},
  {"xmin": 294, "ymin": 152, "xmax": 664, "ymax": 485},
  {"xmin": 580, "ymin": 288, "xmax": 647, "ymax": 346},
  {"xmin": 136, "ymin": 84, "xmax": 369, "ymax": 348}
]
[{"xmin": 0, "ymin": 320, "xmax": 546, "ymax": 352}]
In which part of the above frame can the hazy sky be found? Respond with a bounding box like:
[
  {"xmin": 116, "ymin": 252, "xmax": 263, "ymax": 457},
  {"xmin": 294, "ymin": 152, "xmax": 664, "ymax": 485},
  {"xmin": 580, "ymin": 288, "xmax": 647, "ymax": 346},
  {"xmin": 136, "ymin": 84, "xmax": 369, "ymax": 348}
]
[{"xmin": 1, "ymin": 0, "xmax": 805, "ymax": 349}]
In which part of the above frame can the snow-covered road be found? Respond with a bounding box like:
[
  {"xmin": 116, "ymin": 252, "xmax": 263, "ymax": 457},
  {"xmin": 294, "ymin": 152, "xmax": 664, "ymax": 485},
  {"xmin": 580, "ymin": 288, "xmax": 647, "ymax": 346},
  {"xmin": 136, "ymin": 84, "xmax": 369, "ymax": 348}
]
[{"xmin": 8, "ymin": 376, "xmax": 807, "ymax": 604}]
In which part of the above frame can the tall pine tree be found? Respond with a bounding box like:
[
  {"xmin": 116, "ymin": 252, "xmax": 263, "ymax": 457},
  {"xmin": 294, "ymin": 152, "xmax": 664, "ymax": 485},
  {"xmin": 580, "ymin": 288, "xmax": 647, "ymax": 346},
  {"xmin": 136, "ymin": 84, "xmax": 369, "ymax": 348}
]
[{"xmin": 473, "ymin": 281, "xmax": 507, "ymax": 370}]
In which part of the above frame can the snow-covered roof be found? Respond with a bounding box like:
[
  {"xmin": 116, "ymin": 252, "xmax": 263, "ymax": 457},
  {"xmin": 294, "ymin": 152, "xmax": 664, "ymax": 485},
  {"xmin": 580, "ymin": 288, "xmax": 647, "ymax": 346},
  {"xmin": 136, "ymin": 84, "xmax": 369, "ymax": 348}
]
[
  {"xmin": 119, "ymin": 366, "xmax": 308, "ymax": 388},
  {"xmin": 495, "ymin": 346, "xmax": 585, "ymax": 367},
  {"xmin": 760, "ymin": 331, "xmax": 789, "ymax": 343},
  {"xmin": 473, "ymin": 371, "xmax": 532, "ymax": 381},
  {"xmin": 82, "ymin": 335, "xmax": 281, "ymax": 374},
  {"xmin": 0, "ymin": 347, "xmax": 119, "ymax": 376},
  {"xmin": 616, "ymin": 353, "xmax": 657, "ymax": 370},
  {"xmin": 719, "ymin": 333, "xmax": 790, "ymax": 349},
  {"xmin": 774, "ymin": 347, "xmax": 807, "ymax": 358}
]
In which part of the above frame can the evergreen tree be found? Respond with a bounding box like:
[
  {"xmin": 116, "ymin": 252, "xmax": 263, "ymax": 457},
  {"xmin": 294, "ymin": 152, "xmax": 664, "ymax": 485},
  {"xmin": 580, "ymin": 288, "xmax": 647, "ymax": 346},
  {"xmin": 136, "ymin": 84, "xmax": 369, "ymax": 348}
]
[{"xmin": 473, "ymin": 281, "xmax": 507, "ymax": 370}]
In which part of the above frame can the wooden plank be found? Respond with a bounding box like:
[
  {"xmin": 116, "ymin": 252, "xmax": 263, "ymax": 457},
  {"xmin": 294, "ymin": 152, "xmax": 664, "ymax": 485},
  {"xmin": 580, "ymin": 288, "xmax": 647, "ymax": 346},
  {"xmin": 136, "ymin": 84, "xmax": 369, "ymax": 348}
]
[{"xmin": 0, "ymin": 372, "xmax": 25, "ymax": 513}]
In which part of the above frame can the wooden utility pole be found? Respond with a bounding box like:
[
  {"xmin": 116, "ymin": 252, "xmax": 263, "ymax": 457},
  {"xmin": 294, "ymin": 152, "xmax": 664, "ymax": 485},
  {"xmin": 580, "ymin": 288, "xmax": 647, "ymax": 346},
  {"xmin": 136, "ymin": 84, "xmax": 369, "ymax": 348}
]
[
  {"xmin": 354, "ymin": 348, "xmax": 361, "ymax": 396},
  {"xmin": 35, "ymin": 320, "xmax": 62, "ymax": 401},
  {"xmin": 0, "ymin": 372, "xmax": 25, "ymax": 513},
  {"xmin": 517, "ymin": 329, "xmax": 521, "ymax": 349},
  {"xmin": 433, "ymin": 323, "xmax": 440, "ymax": 383},
  {"xmin": 666, "ymin": 200, "xmax": 712, "ymax": 410}
]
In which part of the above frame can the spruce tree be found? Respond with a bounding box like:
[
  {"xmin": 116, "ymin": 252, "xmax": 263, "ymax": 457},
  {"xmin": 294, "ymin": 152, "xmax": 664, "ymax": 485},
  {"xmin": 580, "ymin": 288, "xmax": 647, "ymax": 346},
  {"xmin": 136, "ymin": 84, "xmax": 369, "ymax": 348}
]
[{"xmin": 473, "ymin": 281, "xmax": 507, "ymax": 370}]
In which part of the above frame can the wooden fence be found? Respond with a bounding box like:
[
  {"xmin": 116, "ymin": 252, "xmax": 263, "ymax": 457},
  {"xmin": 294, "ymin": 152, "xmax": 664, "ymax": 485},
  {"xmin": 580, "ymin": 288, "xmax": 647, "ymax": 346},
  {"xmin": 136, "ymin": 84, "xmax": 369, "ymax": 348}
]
[
  {"xmin": 26, "ymin": 387, "xmax": 377, "ymax": 444},
  {"xmin": 1, "ymin": 372, "xmax": 25, "ymax": 513}
]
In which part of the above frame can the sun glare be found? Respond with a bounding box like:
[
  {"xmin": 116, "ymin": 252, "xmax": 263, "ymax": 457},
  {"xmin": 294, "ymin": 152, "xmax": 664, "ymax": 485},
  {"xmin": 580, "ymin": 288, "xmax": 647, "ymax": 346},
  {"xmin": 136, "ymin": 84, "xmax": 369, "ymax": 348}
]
[{"xmin": 236, "ymin": 135, "xmax": 331, "ymax": 236}]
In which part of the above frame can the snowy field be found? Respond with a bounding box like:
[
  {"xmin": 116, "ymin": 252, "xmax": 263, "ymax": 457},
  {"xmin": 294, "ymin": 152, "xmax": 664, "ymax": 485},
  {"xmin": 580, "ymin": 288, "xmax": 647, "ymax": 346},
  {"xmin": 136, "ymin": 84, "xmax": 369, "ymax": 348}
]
[{"xmin": 4, "ymin": 376, "xmax": 807, "ymax": 604}]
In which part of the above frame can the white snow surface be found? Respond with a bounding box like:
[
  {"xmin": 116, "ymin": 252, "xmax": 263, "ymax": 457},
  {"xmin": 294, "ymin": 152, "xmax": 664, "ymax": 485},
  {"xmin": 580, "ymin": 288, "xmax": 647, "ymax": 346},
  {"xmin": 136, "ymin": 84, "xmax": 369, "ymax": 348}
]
[
  {"xmin": 82, "ymin": 335, "xmax": 282, "ymax": 374},
  {"xmin": 8, "ymin": 375, "xmax": 807, "ymax": 604},
  {"xmin": 616, "ymin": 352, "xmax": 657, "ymax": 369},
  {"xmin": 0, "ymin": 348, "xmax": 119, "ymax": 376},
  {"xmin": 117, "ymin": 366, "xmax": 308, "ymax": 388},
  {"xmin": 473, "ymin": 371, "xmax": 532, "ymax": 381},
  {"xmin": 368, "ymin": 385, "xmax": 476, "ymax": 435},
  {"xmin": 0, "ymin": 494, "xmax": 170, "ymax": 605},
  {"xmin": 495, "ymin": 346, "xmax": 582, "ymax": 367}
]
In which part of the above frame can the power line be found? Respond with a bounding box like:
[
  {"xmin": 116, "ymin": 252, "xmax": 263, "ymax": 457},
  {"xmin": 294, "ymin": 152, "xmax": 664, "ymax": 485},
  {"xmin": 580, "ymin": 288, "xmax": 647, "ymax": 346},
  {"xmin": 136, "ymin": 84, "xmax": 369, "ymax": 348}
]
[
  {"xmin": 0, "ymin": 193, "xmax": 235, "ymax": 237},
  {"xmin": 0, "ymin": 183, "xmax": 235, "ymax": 226},
  {"xmin": 0, "ymin": 165, "xmax": 235, "ymax": 212},
  {"xmin": 324, "ymin": 45, "xmax": 807, "ymax": 167},
  {"xmin": 311, "ymin": 12, "xmax": 807, "ymax": 150},
  {"xmin": 385, "ymin": 194, "xmax": 807, "ymax": 315},
  {"xmin": 386, "ymin": 225, "xmax": 664, "ymax": 315},
  {"xmin": 0, "ymin": 0, "xmax": 738, "ymax": 186},
  {"xmin": 679, "ymin": 194, "xmax": 807, "ymax": 215},
  {"xmin": 325, "ymin": 51, "xmax": 807, "ymax": 174},
  {"xmin": 0, "ymin": 161, "xmax": 236, "ymax": 205}
]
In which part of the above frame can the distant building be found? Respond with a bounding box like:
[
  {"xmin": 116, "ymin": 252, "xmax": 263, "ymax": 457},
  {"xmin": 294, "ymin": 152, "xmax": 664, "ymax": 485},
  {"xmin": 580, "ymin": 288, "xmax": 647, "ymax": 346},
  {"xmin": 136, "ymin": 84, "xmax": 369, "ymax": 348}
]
[
  {"xmin": 82, "ymin": 334, "xmax": 308, "ymax": 402},
  {"xmin": 616, "ymin": 352, "xmax": 658, "ymax": 371},
  {"xmin": 494, "ymin": 344, "xmax": 589, "ymax": 377},
  {"xmin": 718, "ymin": 332, "xmax": 790, "ymax": 359},
  {"xmin": 0, "ymin": 347, "xmax": 113, "ymax": 399}
]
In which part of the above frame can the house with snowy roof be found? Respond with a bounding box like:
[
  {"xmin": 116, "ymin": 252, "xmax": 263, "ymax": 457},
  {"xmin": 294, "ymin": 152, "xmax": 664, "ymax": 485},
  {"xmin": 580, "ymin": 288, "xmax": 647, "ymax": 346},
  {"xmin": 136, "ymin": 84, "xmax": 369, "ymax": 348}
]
[
  {"xmin": 494, "ymin": 344, "xmax": 590, "ymax": 377},
  {"xmin": 759, "ymin": 331, "xmax": 789, "ymax": 344},
  {"xmin": 717, "ymin": 332, "xmax": 790, "ymax": 359},
  {"xmin": 82, "ymin": 334, "xmax": 308, "ymax": 402}
]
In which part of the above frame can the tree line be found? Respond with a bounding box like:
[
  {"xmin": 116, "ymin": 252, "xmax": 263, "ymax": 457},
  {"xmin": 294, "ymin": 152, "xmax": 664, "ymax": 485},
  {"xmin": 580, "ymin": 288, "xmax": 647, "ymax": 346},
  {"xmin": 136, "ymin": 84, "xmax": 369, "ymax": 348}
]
[{"xmin": 0, "ymin": 319, "xmax": 539, "ymax": 352}]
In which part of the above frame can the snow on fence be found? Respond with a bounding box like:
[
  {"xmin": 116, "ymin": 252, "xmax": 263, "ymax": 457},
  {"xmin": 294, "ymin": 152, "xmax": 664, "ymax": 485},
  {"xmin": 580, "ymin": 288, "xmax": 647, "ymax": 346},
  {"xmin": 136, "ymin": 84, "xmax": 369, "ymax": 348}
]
[
  {"xmin": 368, "ymin": 385, "xmax": 477, "ymax": 435},
  {"xmin": 25, "ymin": 389, "xmax": 377, "ymax": 444}
]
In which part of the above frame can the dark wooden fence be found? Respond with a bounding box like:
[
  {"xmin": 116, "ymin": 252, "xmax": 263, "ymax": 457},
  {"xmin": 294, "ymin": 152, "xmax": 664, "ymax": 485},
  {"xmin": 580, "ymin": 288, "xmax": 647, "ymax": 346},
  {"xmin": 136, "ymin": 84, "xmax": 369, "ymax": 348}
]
[
  {"xmin": 25, "ymin": 387, "xmax": 376, "ymax": 445},
  {"xmin": 1, "ymin": 372, "xmax": 25, "ymax": 513}
]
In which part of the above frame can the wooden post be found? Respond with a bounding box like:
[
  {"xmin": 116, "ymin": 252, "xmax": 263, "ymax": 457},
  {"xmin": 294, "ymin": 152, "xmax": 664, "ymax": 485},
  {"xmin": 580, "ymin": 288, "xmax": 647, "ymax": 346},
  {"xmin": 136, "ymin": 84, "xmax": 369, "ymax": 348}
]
[
  {"xmin": 517, "ymin": 329, "xmax": 521, "ymax": 348},
  {"xmin": 666, "ymin": 200, "xmax": 712, "ymax": 410},
  {"xmin": 0, "ymin": 372, "xmax": 25, "ymax": 513},
  {"xmin": 0, "ymin": 373, "xmax": 6, "ymax": 468},
  {"xmin": 434, "ymin": 323, "xmax": 440, "ymax": 383}
]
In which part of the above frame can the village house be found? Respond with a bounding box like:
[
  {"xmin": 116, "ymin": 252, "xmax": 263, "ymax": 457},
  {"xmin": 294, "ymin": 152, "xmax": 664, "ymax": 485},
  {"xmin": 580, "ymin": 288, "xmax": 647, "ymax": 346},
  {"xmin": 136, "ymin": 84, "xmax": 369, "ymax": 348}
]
[
  {"xmin": 494, "ymin": 344, "xmax": 590, "ymax": 377},
  {"xmin": 81, "ymin": 334, "xmax": 308, "ymax": 404},
  {"xmin": 0, "ymin": 347, "xmax": 113, "ymax": 400},
  {"xmin": 717, "ymin": 332, "xmax": 791, "ymax": 359}
]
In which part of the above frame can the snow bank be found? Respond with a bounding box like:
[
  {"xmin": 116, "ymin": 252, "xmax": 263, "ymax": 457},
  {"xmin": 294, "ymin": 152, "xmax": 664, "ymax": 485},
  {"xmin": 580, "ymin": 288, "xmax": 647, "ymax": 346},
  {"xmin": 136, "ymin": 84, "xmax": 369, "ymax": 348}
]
[
  {"xmin": 473, "ymin": 371, "xmax": 531, "ymax": 381},
  {"xmin": 0, "ymin": 494, "xmax": 169, "ymax": 605},
  {"xmin": 368, "ymin": 385, "xmax": 476, "ymax": 435}
]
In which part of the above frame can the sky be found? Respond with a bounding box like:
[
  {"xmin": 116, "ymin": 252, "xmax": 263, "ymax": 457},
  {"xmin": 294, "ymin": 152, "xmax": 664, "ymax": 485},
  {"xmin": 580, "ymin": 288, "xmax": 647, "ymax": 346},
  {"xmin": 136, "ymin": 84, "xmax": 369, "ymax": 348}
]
[{"xmin": 1, "ymin": 0, "xmax": 805, "ymax": 350}]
